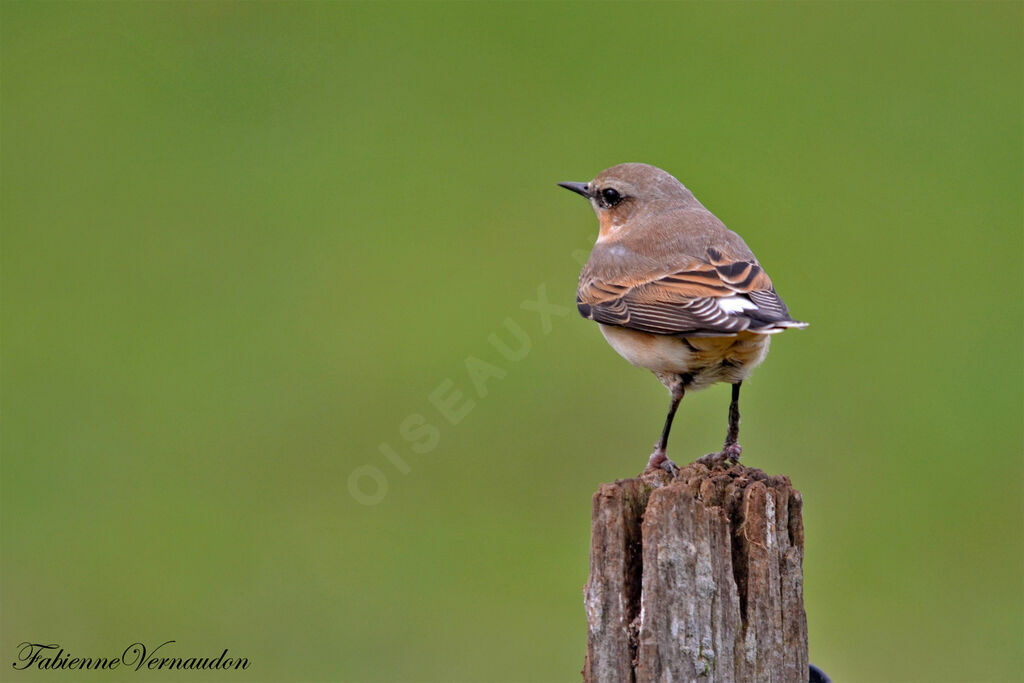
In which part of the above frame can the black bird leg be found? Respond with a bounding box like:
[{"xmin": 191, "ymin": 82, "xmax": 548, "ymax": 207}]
[
  {"xmin": 647, "ymin": 376, "xmax": 685, "ymax": 477},
  {"xmin": 698, "ymin": 382, "xmax": 744, "ymax": 467}
]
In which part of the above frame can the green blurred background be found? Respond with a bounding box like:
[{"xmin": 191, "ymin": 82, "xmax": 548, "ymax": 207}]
[{"xmin": 3, "ymin": 2, "xmax": 1021, "ymax": 681}]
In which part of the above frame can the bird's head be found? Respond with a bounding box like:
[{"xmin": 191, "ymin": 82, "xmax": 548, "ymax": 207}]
[{"xmin": 558, "ymin": 163, "xmax": 692, "ymax": 240}]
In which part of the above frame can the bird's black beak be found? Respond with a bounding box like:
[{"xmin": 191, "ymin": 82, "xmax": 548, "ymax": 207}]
[{"xmin": 557, "ymin": 181, "xmax": 590, "ymax": 198}]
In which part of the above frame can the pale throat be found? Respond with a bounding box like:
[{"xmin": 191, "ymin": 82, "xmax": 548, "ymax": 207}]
[{"xmin": 596, "ymin": 212, "xmax": 626, "ymax": 242}]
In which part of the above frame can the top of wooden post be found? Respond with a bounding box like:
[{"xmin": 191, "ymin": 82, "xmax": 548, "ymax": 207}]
[{"xmin": 584, "ymin": 462, "xmax": 808, "ymax": 683}]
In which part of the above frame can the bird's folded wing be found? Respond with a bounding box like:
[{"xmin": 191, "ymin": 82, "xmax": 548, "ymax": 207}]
[{"xmin": 578, "ymin": 253, "xmax": 802, "ymax": 336}]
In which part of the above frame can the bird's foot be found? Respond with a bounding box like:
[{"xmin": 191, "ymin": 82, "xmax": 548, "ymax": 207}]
[
  {"xmin": 646, "ymin": 449, "xmax": 680, "ymax": 478},
  {"xmin": 697, "ymin": 443, "xmax": 742, "ymax": 468}
]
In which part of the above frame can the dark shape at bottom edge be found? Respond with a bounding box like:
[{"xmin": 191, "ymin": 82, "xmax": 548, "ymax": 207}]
[{"xmin": 809, "ymin": 663, "xmax": 831, "ymax": 683}]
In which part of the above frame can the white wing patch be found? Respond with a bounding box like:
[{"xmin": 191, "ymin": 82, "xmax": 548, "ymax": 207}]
[{"xmin": 717, "ymin": 296, "xmax": 758, "ymax": 314}]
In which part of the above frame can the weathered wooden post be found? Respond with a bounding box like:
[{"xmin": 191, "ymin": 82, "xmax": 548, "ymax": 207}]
[{"xmin": 583, "ymin": 462, "xmax": 809, "ymax": 682}]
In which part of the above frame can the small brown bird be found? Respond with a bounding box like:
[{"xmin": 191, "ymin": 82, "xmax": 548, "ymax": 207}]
[{"xmin": 560, "ymin": 163, "xmax": 806, "ymax": 475}]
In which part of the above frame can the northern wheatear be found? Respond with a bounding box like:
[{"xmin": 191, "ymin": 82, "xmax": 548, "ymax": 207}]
[{"xmin": 560, "ymin": 163, "xmax": 806, "ymax": 475}]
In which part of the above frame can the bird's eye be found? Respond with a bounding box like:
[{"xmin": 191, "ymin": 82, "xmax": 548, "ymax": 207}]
[{"xmin": 600, "ymin": 188, "xmax": 623, "ymax": 207}]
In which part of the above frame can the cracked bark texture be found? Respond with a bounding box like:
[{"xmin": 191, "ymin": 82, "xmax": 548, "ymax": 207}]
[{"xmin": 583, "ymin": 463, "xmax": 808, "ymax": 683}]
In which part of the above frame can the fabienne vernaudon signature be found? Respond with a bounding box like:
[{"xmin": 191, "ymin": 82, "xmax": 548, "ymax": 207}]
[{"xmin": 12, "ymin": 641, "xmax": 250, "ymax": 672}]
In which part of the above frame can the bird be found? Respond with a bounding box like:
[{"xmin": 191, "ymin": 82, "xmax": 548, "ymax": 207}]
[{"xmin": 559, "ymin": 163, "xmax": 806, "ymax": 475}]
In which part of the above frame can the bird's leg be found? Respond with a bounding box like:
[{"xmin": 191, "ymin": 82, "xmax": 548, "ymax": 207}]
[
  {"xmin": 698, "ymin": 382, "xmax": 743, "ymax": 467},
  {"xmin": 647, "ymin": 374, "xmax": 685, "ymax": 477},
  {"xmin": 721, "ymin": 381, "xmax": 743, "ymax": 461}
]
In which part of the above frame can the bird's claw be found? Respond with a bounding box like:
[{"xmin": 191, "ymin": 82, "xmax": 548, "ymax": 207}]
[
  {"xmin": 697, "ymin": 443, "xmax": 742, "ymax": 468},
  {"xmin": 647, "ymin": 449, "xmax": 680, "ymax": 478}
]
